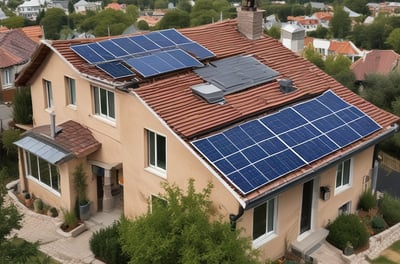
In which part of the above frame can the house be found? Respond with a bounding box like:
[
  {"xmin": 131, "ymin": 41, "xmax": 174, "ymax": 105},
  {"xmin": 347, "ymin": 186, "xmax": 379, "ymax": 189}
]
[
  {"xmin": 104, "ymin": 2, "xmax": 126, "ymax": 11},
  {"xmin": 73, "ymin": 0, "xmax": 101, "ymax": 14},
  {"xmin": 14, "ymin": 6, "xmax": 399, "ymax": 262},
  {"xmin": 305, "ymin": 37, "xmax": 364, "ymax": 62},
  {"xmin": 351, "ymin": 50, "xmax": 400, "ymax": 82},
  {"xmin": 287, "ymin": 16, "xmax": 320, "ymax": 32},
  {"xmin": 16, "ymin": 0, "xmax": 47, "ymax": 20},
  {"xmin": 0, "ymin": 29, "xmax": 37, "ymax": 102}
]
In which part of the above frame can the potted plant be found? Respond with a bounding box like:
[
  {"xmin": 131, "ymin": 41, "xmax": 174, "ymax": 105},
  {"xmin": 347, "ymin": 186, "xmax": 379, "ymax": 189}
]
[
  {"xmin": 24, "ymin": 192, "xmax": 33, "ymax": 207},
  {"xmin": 73, "ymin": 163, "xmax": 90, "ymax": 220}
]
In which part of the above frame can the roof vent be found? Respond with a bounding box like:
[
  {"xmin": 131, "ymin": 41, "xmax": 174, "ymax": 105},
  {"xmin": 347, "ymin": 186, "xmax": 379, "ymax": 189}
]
[
  {"xmin": 191, "ymin": 83, "xmax": 224, "ymax": 104},
  {"xmin": 278, "ymin": 79, "xmax": 297, "ymax": 94}
]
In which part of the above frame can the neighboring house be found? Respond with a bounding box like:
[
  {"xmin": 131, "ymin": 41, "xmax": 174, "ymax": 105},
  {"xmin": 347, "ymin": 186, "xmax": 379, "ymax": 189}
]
[
  {"xmin": 344, "ymin": 6, "xmax": 361, "ymax": 18},
  {"xmin": 73, "ymin": 0, "xmax": 101, "ymax": 14},
  {"xmin": 0, "ymin": 29, "xmax": 37, "ymax": 102},
  {"xmin": 305, "ymin": 37, "xmax": 364, "ymax": 62},
  {"xmin": 105, "ymin": 2, "xmax": 126, "ymax": 11},
  {"xmin": 305, "ymin": 2, "xmax": 329, "ymax": 11},
  {"xmin": 287, "ymin": 16, "xmax": 319, "ymax": 32},
  {"xmin": 351, "ymin": 49, "xmax": 400, "ymax": 83},
  {"xmin": 16, "ymin": 0, "xmax": 47, "ymax": 20},
  {"xmin": 14, "ymin": 7, "xmax": 399, "ymax": 262},
  {"xmin": 47, "ymin": 0, "xmax": 69, "ymax": 15},
  {"xmin": 20, "ymin": 25, "xmax": 44, "ymax": 43},
  {"xmin": 368, "ymin": 2, "xmax": 400, "ymax": 17}
]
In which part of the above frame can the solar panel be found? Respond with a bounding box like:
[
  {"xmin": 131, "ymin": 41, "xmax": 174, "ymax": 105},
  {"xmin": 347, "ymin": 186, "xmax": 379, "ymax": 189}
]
[
  {"xmin": 87, "ymin": 43, "xmax": 115, "ymax": 61},
  {"xmin": 178, "ymin": 42, "xmax": 215, "ymax": 60},
  {"xmin": 112, "ymin": 37, "xmax": 146, "ymax": 54},
  {"xmin": 96, "ymin": 61, "xmax": 135, "ymax": 79},
  {"xmin": 159, "ymin": 28, "xmax": 192, "ymax": 44},
  {"xmin": 124, "ymin": 57, "xmax": 159, "ymax": 77},
  {"xmin": 191, "ymin": 90, "xmax": 382, "ymax": 195},
  {"xmin": 70, "ymin": 44, "xmax": 105, "ymax": 64},
  {"xmin": 129, "ymin": 35, "xmax": 160, "ymax": 51},
  {"xmin": 165, "ymin": 49, "xmax": 203, "ymax": 68},
  {"xmin": 146, "ymin": 32, "xmax": 176, "ymax": 48},
  {"xmin": 98, "ymin": 40, "xmax": 128, "ymax": 57}
]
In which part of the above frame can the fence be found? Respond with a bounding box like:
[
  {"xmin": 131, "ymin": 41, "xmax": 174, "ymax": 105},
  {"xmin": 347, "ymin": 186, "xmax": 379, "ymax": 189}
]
[{"xmin": 379, "ymin": 151, "xmax": 400, "ymax": 172}]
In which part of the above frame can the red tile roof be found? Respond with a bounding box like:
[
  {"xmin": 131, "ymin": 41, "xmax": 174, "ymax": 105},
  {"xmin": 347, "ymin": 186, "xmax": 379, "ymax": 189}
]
[
  {"xmin": 20, "ymin": 25, "xmax": 43, "ymax": 43},
  {"xmin": 0, "ymin": 29, "xmax": 37, "ymax": 68},
  {"xmin": 351, "ymin": 50, "xmax": 400, "ymax": 81},
  {"xmin": 329, "ymin": 40, "xmax": 358, "ymax": 55},
  {"xmin": 15, "ymin": 19, "xmax": 400, "ymax": 200},
  {"xmin": 29, "ymin": 120, "xmax": 101, "ymax": 158}
]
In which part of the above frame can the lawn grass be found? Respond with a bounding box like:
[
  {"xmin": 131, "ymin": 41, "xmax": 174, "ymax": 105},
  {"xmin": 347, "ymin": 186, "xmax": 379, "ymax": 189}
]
[
  {"xmin": 371, "ymin": 256, "xmax": 398, "ymax": 264},
  {"xmin": 390, "ymin": 240, "xmax": 400, "ymax": 251}
]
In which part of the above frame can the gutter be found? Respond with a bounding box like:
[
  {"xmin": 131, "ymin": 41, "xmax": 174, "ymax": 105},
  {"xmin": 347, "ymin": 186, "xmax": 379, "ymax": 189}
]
[{"xmin": 244, "ymin": 124, "xmax": 399, "ymax": 210}]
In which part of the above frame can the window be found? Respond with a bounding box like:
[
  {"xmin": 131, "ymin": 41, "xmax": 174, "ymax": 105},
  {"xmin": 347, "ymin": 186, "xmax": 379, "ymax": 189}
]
[
  {"xmin": 44, "ymin": 79, "xmax": 53, "ymax": 109},
  {"xmin": 336, "ymin": 159, "xmax": 352, "ymax": 190},
  {"xmin": 253, "ymin": 197, "xmax": 277, "ymax": 245},
  {"xmin": 66, "ymin": 77, "xmax": 76, "ymax": 106},
  {"xmin": 93, "ymin": 86, "xmax": 115, "ymax": 120},
  {"xmin": 2, "ymin": 69, "xmax": 12, "ymax": 87},
  {"xmin": 147, "ymin": 130, "xmax": 166, "ymax": 171},
  {"xmin": 338, "ymin": 201, "xmax": 351, "ymax": 215},
  {"xmin": 26, "ymin": 151, "xmax": 60, "ymax": 193},
  {"xmin": 151, "ymin": 195, "xmax": 167, "ymax": 212}
]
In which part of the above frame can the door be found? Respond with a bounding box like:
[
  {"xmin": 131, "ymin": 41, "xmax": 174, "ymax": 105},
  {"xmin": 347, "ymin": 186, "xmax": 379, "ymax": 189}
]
[{"xmin": 300, "ymin": 179, "xmax": 314, "ymax": 234}]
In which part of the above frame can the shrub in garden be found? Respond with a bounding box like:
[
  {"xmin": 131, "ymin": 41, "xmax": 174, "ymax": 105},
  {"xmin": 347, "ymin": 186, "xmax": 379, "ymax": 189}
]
[
  {"xmin": 378, "ymin": 193, "xmax": 400, "ymax": 226},
  {"xmin": 358, "ymin": 189, "xmax": 376, "ymax": 211},
  {"xmin": 371, "ymin": 215, "xmax": 387, "ymax": 233},
  {"xmin": 89, "ymin": 221, "xmax": 129, "ymax": 264},
  {"xmin": 327, "ymin": 214, "xmax": 369, "ymax": 251}
]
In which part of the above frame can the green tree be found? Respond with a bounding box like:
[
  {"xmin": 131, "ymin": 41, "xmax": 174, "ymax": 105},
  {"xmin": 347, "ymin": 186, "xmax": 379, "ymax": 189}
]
[
  {"xmin": 190, "ymin": 0, "xmax": 219, "ymax": 26},
  {"xmin": 1, "ymin": 129, "xmax": 21, "ymax": 156},
  {"xmin": 12, "ymin": 87, "xmax": 32, "ymax": 125},
  {"xmin": 265, "ymin": 26, "xmax": 280, "ymax": 40},
  {"xmin": 137, "ymin": 20, "xmax": 149, "ymax": 30},
  {"xmin": 330, "ymin": 5, "xmax": 351, "ymax": 39},
  {"xmin": 344, "ymin": 0, "xmax": 369, "ymax": 15},
  {"xmin": 324, "ymin": 54, "xmax": 352, "ymax": 76},
  {"xmin": 40, "ymin": 8, "xmax": 68, "ymax": 39},
  {"xmin": 156, "ymin": 9, "xmax": 190, "ymax": 29},
  {"xmin": 154, "ymin": 0, "xmax": 167, "ymax": 9},
  {"xmin": 119, "ymin": 179, "xmax": 260, "ymax": 264},
  {"xmin": 302, "ymin": 44, "xmax": 324, "ymax": 70},
  {"xmin": 0, "ymin": 172, "xmax": 39, "ymax": 263},
  {"xmin": 385, "ymin": 28, "xmax": 400, "ymax": 54},
  {"xmin": 177, "ymin": 0, "xmax": 192, "ymax": 13},
  {"xmin": 307, "ymin": 25, "xmax": 329, "ymax": 39},
  {"xmin": 125, "ymin": 4, "xmax": 139, "ymax": 24},
  {"xmin": 80, "ymin": 9, "xmax": 131, "ymax": 37},
  {"xmin": 0, "ymin": 16, "xmax": 25, "ymax": 28}
]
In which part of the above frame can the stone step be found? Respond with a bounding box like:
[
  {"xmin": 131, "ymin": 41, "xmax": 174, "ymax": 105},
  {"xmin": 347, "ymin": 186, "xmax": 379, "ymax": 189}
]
[{"xmin": 291, "ymin": 228, "xmax": 330, "ymax": 258}]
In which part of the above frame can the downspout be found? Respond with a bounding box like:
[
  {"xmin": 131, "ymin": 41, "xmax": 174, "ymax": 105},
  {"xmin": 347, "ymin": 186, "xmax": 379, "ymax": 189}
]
[{"xmin": 229, "ymin": 205, "xmax": 244, "ymax": 231}]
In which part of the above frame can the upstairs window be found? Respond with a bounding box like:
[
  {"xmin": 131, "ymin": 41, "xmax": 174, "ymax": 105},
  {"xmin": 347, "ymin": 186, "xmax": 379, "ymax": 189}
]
[
  {"xmin": 44, "ymin": 79, "xmax": 53, "ymax": 109},
  {"xmin": 147, "ymin": 130, "xmax": 166, "ymax": 171},
  {"xmin": 93, "ymin": 86, "xmax": 115, "ymax": 120},
  {"xmin": 2, "ymin": 69, "xmax": 12, "ymax": 87},
  {"xmin": 66, "ymin": 77, "xmax": 76, "ymax": 106},
  {"xmin": 336, "ymin": 159, "xmax": 352, "ymax": 191}
]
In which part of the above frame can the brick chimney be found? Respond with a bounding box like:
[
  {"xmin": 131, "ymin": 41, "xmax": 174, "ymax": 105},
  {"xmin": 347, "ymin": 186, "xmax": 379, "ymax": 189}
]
[{"xmin": 237, "ymin": 1, "xmax": 264, "ymax": 40}]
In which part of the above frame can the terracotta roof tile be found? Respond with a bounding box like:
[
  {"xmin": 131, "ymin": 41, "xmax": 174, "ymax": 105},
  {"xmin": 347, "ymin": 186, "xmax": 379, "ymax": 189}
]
[
  {"xmin": 29, "ymin": 120, "xmax": 101, "ymax": 158},
  {"xmin": 20, "ymin": 25, "xmax": 43, "ymax": 43},
  {"xmin": 0, "ymin": 29, "xmax": 37, "ymax": 67},
  {"xmin": 351, "ymin": 50, "xmax": 400, "ymax": 81}
]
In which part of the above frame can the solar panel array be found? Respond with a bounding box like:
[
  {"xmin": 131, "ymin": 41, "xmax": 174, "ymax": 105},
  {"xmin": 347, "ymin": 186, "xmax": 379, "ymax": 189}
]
[
  {"xmin": 192, "ymin": 90, "xmax": 382, "ymax": 195},
  {"xmin": 70, "ymin": 29, "xmax": 215, "ymax": 78}
]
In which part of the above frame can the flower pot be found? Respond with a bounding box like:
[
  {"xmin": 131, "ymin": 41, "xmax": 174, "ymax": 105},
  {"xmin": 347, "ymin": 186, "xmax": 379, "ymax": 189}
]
[{"xmin": 79, "ymin": 202, "xmax": 90, "ymax": 220}]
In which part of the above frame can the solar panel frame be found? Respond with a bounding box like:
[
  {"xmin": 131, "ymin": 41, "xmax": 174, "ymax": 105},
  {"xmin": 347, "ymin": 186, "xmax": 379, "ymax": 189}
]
[
  {"xmin": 145, "ymin": 32, "xmax": 176, "ymax": 48},
  {"xmin": 165, "ymin": 49, "xmax": 203, "ymax": 68},
  {"xmin": 87, "ymin": 43, "xmax": 115, "ymax": 61},
  {"xmin": 98, "ymin": 40, "xmax": 128, "ymax": 57},
  {"xmin": 111, "ymin": 37, "xmax": 146, "ymax": 55},
  {"xmin": 124, "ymin": 57, "xmax": 159, "ymax": 77},
  {"xmin": 159, "ymin": 28, "xmax": 192, "ymax": 44},
  {"xmin": 129, "ymin": 35, "xmax": 160, "ymax": 51},
  {"xmin": 96, "ymin": 61, "xmax": 135, "ymax": 79},
  {"xmin": 70, "ymin": 44, "xmax": 105, "ymax": 64},
  {"xmin": 178, "ymin": 42, "xmax": 216, "ymax": 60}
]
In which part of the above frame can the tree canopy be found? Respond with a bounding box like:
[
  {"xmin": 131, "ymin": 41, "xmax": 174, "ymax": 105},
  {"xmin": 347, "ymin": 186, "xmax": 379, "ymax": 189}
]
[
  {"xmin": 119, "ymin": 179, "xmax": 260, "ymax": 264},
  {"xmin": 330, "ymin": 5, "xmax": 351, "ymax": 39},
  {"xmin": 156, "ymin": 9, "xmax": 190, "ymax": 29},
  {"xmin": 40, "ymin": 8, "xmax": 68, "ymax": 40}
]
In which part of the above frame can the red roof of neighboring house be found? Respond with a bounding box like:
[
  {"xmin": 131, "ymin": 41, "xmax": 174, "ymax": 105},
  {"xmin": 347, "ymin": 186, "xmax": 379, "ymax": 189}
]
[
  {"xmin": 351, "ymin": 50, "xmax": 400, "ymax": 81},
  {"xmin": 15, "ymin": 19, "xmax": 399, "ymax": 200},
  {"xmin": 20, "ymin": 25, "xmax": 43, "ymax": 43},
  {"xmin": 137, "ymin": 16, "xmax": 161, "ymax": 27},
  {"xmin": 105, "ymin": 2, "xmax": 125, "ymax": 10},
  {"xmin": 313, "ymin": 11, "xmax": 333, "ymax": 21},
  {"xmin": 0, "ymin": 29, "xmax": 37, "ymax": 68},
  {"xmin": 329, "ymin": 40, "xmax": 358, "ymax": 55}
]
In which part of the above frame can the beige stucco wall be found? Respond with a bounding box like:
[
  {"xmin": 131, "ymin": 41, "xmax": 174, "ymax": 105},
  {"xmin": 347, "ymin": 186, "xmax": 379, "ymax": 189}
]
[{"xmin": 24, "ymin": 48, "xmax": 378, "ymax": 262}]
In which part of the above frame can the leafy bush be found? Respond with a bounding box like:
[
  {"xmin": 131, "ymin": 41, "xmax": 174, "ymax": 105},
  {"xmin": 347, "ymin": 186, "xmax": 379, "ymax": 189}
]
[
  {"xmin": 1, "ymin": 129, "xmax": 21, "ymax": 156},
  {"xmin": 327, "ymin": 214, "xmax": 369, "ymax": 251},
  {"xmin": 378, "ymin": 193, "xmax": 400, "ymax": 226},
  {"xmin": 358, "ymin": 189, "xmax": 377, "ymax": 211},
  {"xmin": 371, "ymin": 216, "xmax": 387, "ymax": 233},
  {"xmin": 12, "ymin": 87, "xmax": 32, "ymax": 124},
  {"xmin": 61, "ymin": 209, "xmax": 78, "ymax": 230},
  {"xmin": 89, "ymin": 221, "xmax": 129, "ymax": 264}
]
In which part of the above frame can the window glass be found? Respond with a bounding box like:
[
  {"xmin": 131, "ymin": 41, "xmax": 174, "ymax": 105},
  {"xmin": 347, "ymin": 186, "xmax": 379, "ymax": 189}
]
[
  {"xmin": 147, "ymin": 130, "xmax": 166, "ymax": 171},
  {"xmin": 156, "ymin": 134, "xmax": 166, "ymax": 170},
  {"xmin": 336, "ymin": 159, "xmax": 352, "ymax": 189},
  {"xmin": 253, "ymin": 203, "xmax": 267, "ymax": 240},
  {"xmin": 93, "ymin": 86, "xmax": 115, "ymax": 120},
  {"xmin": 66, "ymin": 77, "xmax": 76, "ymax": 105}
]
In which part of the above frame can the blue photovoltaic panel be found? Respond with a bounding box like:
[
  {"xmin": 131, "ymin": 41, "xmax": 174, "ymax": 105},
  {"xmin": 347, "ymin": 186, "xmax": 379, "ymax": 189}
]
[
  {"xmin": 140, "ymin": 54, "xmax": 176, "ymax": 73},
  {"xmin": 192, "ymin": 90, "xmax": 382, "ymax": 195},
  {"xmin": 156, "ymin": 52, "xmax": 186, "ymax": 69},
  {"xmin": 124, "ymin": 57, "xmax": 158, "ymax": 77},
  {"xmin": 160, "ymin": 28, "xmax": 192, "ymax": 44},
  {"xmin": 178, "ymin": 42, "xmax": 215, "ymax": 60},
  {"xmin": 87, "ymin": 43, "xmax": 115, "ymax": 61},
  {"xmin": 166, "ymin": 49, "xmax": 203, "ymax": 68},
  {"xmin": 98, "ymin": 40, "xmax": 128, "ymax": 57},
  {"xmin": 96, "ymin": 61, "xmax": 135, "ymax": 79},
  {"xmin": 129, "ymin": 35, "xmax": 160, "ymax": 51},
  {"xmin": 70, "ymin": 44, "xmax": 105, "ymax": 64},
  {"xmin": 111, "ymin": 37, "xmax": 146, "ymax": 54},
  {"xmin": 146, "ymin": 32, "xmax": 176, "ymax": 48}
]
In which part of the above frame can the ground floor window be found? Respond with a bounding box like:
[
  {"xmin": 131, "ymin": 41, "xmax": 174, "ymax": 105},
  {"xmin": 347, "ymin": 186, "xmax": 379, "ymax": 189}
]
[
  {"xmin": 26, "ymin": 151, "xmax": 60, "ymax": 193},
  {"xmin": 253, "ymin": 197, "xmax": 277, "ymax": 246}
]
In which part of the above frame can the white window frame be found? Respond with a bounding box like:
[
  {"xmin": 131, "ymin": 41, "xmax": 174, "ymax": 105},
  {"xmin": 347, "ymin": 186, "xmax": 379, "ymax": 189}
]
[
  {"xmin": 338, "ymin": 201, "xmax": 351, "ymax": 215},
  {"xmin": 146, "ymin": 130, "xmax": 166, "ymax": 176},
  {"xmin": 44, "ymin": 79, "xmax": 53, "ymax": 109},
  {"xmin": 25, "ymin": 151, "xmax": 61, "ymax": 196},
  {"xmin": 335, "ymin": 158, "xmax": 352, "ymax": 194},
  {"xmin": 252, "ymin": 197, "xmax": 278, "ymax": 248},
  {"xmin": 2, "ymin": 68, "xmax": 12, "ymax": 87},
  {"xmin": 93, "ymin": 86, "xmax": 115, "ymax": 121},
  {"xmin": 66, "ymin": 76, "xmax": 76, "ymax": 106}
]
